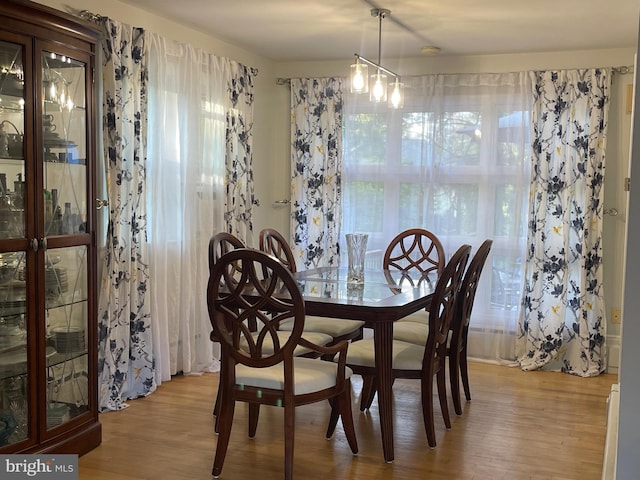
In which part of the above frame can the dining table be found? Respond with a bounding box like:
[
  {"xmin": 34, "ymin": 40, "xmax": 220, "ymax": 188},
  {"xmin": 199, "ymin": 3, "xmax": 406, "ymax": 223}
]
[{"xmin": 293, "ymin": 266, "xmax": 436, "ymax": 463}]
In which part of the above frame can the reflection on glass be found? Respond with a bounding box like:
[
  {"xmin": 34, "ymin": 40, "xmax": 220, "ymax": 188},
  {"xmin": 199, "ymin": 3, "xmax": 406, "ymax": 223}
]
[
  {"xmin": 45, "ymin": 246, "xmax": 89, "ymax": 429},
  {"xmin": 0, "ymin": 249, "xmax": 27, "ymax": 445},
  {"xmin": 42, "ymin": 51, "xmax": 87, "ymax": 238}
]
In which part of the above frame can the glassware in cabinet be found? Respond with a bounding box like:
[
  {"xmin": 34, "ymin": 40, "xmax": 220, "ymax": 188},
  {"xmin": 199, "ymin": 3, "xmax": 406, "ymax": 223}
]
[{"xmin": 0, "ymin": 37, "xmax": 28, "ymax": 448}]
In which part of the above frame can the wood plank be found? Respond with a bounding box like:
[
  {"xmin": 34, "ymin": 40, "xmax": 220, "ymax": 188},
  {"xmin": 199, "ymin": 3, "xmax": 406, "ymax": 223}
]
[{"xmin": 79, "ymin": 362, "xmax": 616, "ymax": 479}]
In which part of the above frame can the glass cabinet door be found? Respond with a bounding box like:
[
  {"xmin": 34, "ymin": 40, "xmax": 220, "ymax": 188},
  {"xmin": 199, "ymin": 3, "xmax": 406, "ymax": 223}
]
[
  {"xmin": 0, "ymin": 38, "xmax": 28, "ymax": 446},
  {"xmin": 41, "ymin": 50, "xmax": 89, "ymax": 431}
]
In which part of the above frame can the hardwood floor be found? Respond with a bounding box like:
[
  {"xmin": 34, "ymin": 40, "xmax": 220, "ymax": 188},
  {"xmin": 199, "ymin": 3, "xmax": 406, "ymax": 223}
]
[{"xmin": 78, "ymin": 362, "xmax": 616, "ymax": 479}]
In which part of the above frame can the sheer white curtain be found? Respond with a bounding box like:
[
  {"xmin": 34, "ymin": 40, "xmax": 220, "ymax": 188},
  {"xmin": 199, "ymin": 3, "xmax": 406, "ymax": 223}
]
[
  {"xmin": 146, "ymin": 34, "xmax": 228, "ymax": 382},
  {"xmin": 342, "ymin": 72, "xmax": 532, "ymax": 363}
]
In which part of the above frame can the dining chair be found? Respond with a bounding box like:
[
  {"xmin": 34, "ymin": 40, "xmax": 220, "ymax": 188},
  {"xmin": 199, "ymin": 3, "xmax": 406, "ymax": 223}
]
[
  {"xmin": 392, "ymin": 239, "xmax": 493, "ymax": 415},
  {"xmin": 208, "ymin": 232, "xmax": 246, "ymax": 420},
  {"xmin": 259, "ymin": 228, "xmax": 365, "ymax": 350},
  {"xmin": 208, "ymin": 248, "xmax": 358, "ymax": 479},
  {"xmin": 448, "ymin": 239, "xmax": 493, "ymax": 415},
  {"xmin": 385, "ymin": 228, "xmax": 445, "ymax": 326},
  {"xmin": 329, "ymin": 244, "xmax": 471, "ymax": 448},
  {"xmin": 208, "ymin": 233, "xmax": 333, "ymax": 424}
]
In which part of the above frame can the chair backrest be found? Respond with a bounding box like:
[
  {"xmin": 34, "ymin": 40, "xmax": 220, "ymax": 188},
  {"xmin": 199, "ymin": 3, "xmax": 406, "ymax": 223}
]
[
  {"xmin": 209, "ymin": 232, "xmax": 244, "ymax": 266},
  {"xmin": 459, "ymin": 239, "xmax": 493, "ymax": 329},
  {"xmin": 383, "ymin": 229, "xmax": 445, "ymax": 285},
  {"xmin": 424, "ymin": 244, "xmax": 471, "ymax": 362},
  {"xmin": 207, "ymin": 233, "xmax": 246, "ymax": 330},
  {"xmin": 259, "ymin": 228, "xmax": 297, "ymax": 273},
  {"xmin": 208, "ymin": 248, "xmax": 305, "ymax": 367},
  {"xmin": 450, "ymin": 239, "xmax": 493, "ymax": 348}
]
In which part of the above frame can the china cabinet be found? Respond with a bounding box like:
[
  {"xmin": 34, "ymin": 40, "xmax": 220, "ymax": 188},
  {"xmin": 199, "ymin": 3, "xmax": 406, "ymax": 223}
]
[{"xmin": 0, "ymin": 1, "xmax": 100, "ymax": 454}]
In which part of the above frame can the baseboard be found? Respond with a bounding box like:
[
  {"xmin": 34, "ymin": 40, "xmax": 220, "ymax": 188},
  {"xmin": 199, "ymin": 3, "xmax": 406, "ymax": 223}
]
[
  {"xmin": 601, "ymin": 383, "xmax": 620, "ymax": 480},
  {"xmin": 606, "ymin": 335, "xmax": 621, "ymax": 374}
]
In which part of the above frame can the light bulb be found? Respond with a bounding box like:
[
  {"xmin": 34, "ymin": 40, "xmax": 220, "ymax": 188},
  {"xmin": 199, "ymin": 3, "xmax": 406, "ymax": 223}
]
[
  {"xmin": 372, "ymin": 76, "xmax": 384, "ymax": 101},
  {"xmin": 350, "ymin": 61, "xmax": 368, "ymax": 93},
  {"xmin": 369, "ymin": 71, "xmax": 387, "ymax": 103},
  {"xmin": 389, "ymin": 81, "xmax": 404, "ymax": 109},
  {"xmin": 353, "ymin": 70, "xmax": 364, "ymax": 91}
]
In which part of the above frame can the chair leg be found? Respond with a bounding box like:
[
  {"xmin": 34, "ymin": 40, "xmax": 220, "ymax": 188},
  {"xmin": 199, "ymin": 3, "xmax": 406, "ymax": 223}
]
[
  {"xmin": 213, "ymin": 387, "xmax": 220, "ymax": 415},
  {"xmin": 212, "ymin": 393, "xmax": 235, "ymax": 478},
  {"xmin": 283, "ymin": 403, "xmax": 295, "ymax": 480},
  {"xmin": 437, "ymin": 365, "xmax": 451, "ymax": 429},
  {"xmin": 360, "ymin": 375, "xmax": 376, "ymax": 411},
  {"xmin": 449, "ymin": 350, "xmax": 463, "ymax": 415},
  {"xmin": 420, "ymin": 374, "xmax": 437, "ymax": 448},
  {"xmin": 338, "ymin": 382, "xmax": 359, "ymax": 454},
  {"xmin": 326, "ymin": 398, "xmax": 339, "ymax": 439},
  {"xmin": 460, "ymin": 342, "xmax": 471, "ymax": 401},
  {"xmin": 214, "ymin": 377, "xmax": 224, "ymax": 433},
  {"xmin": 248, "ymin": 403, "xmax": 260, "ymax": 438}
]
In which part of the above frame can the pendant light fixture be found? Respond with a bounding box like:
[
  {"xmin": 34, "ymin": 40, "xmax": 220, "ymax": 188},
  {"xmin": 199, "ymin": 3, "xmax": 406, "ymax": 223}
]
[{"xmin": 351, "ymin": 8, "xmax": 404, "ymax": 109}]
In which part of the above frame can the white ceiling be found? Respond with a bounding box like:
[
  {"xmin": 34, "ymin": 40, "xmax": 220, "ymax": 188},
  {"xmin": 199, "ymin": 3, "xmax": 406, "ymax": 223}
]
[{"xmin": 118, "ymin": 0, "xmax": 639, "ymax": 61}]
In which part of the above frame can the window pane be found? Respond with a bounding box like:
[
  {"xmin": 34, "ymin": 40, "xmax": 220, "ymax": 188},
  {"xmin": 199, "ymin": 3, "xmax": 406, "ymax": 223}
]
[
  {"xmin": 494, "ymin": 184, "xmax": 522, "ymax": 237},
  {"xmin": 399, "ymin": 183, "xmax": 423, "ymax": 231},
  {"xmin": 496, "ymin": 110, "xmax": 529, "ymax": 167},
  {"xmin": 490, "ymin": 253, "xmax": 522, "ymax": 310},
  {"xmin": 430, "ymin": 184, "xmax": 478, "ymax": 235},
  {"xmin": 436, "ymin": 111, "xmax": 481, "ymax": 167},
  {"xmin": 401, "ymin": 112, "xmax": 432, "ymax": 166},
  {"xmin": 346, "ymin": 181, "xmax": 384, "ymax": 232},
  {"xmin": 344, "ymin": 113, "xmax": 387, "ymax": 165}
]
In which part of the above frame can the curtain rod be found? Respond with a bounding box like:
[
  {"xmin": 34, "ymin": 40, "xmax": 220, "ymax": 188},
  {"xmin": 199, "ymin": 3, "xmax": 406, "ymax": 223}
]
[
  {"xmin": 612, "ymin": 65, "xmax": 634, "ymax": 75},
  {"xmin": 63, "ymin": 6, "xmax": 104, "ymax": 23},
  {"xmin": 278, "ymin": 65, "xmax": 634, "ymax": 86}
]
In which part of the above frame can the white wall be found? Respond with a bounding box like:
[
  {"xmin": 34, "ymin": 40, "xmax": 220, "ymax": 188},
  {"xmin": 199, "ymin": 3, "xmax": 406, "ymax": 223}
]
[
  {"xmin": 34, "ymin": 0, "xmax": 633, "ymax": 372},
  {"xmin": 616, "ymin": 14, "xmax": 640, "ymax": 479}
]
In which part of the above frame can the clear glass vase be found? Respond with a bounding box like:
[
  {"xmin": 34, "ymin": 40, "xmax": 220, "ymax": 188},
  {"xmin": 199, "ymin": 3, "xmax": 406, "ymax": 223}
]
[{"xmin": 346, "ymin": 233, "xmax": 368, "ymax": 284}]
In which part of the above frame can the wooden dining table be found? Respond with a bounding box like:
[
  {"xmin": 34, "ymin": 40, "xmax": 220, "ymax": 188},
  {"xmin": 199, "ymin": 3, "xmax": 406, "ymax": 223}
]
[{"xmin": 293, "ymin": 266, "xmax": 436, "ymax": 463}]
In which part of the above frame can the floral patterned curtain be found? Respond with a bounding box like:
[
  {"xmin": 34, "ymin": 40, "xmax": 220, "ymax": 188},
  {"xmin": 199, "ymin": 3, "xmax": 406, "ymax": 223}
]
[
  {"xmin": 517, "ymin": 69, "xmax": 611, "ymax": 376},
  {"xmin": 225, "ymin": 64, "xmax": 258, "ymax": 245},
  {"xmin": 98, "ymin": 19, "xmax": 155, "ymax": 410},
  {"xmin": 290, "ymin": 78, "xmax": 343, "ymax": 269}
]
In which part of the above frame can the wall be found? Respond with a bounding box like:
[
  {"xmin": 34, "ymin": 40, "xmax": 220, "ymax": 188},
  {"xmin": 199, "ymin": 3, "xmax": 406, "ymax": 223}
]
[
  {"xmin": 33, "ymin": 0, "xmax": 633, "ymax": 372},
  {"xmin": 616, "ymin": 13, "xmax": 640, "ymax": 478}
]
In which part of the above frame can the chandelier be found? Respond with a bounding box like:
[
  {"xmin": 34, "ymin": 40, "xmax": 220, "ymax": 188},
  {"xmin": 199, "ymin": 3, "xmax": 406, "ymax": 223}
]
[{"xmin": 350, "ymin": 8, "xmax": 404, "ymax": 108}]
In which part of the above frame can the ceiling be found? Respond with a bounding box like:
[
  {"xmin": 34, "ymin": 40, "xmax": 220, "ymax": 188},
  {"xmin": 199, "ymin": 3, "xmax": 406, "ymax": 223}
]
[{"xmin": 117, "ymin": 0, "xmax": 639, "ymax": 62}]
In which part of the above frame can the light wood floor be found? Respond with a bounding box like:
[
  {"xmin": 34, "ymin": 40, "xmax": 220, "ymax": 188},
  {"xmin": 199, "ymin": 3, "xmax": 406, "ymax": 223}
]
[{"xmin": 78, "ymin": 362, "xmax": 616, "ymax": 480}]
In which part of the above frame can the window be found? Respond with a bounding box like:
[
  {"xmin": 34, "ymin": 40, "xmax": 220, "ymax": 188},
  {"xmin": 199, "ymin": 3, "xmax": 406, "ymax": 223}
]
[{"xmin": 342, "ymin": 75, "xmax": 531, "ymax": 354}]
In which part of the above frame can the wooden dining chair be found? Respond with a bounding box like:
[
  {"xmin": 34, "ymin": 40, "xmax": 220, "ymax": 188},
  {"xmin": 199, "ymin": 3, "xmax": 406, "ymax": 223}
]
[
  {"xmin": 385, "ymin": 228, "xmax": 445, "ymax": 327},
  {"xmin": 208, "ymin": 248, "xmax": 358, "ymax": 480},
  {"xmin": 208, "ymin": 232, "xmax": 246, "ymax": 418},
  {"xmin": 328, "ymin": 244, "xmax": 471, "ymax": 448},
  {"xmin": 259, "ymin": 228, "xmax": 365, "ymax": 349},
  {"xmin": 392, "ymin": 239, "xmax": 493, "ymax": 415},
  {"xmin": 448, "ymin": 239, "xmax": 492, "ymax": 415},
  {"xmin": 208, "ymin": 232, "xmax": 333, "ymax": 425}
]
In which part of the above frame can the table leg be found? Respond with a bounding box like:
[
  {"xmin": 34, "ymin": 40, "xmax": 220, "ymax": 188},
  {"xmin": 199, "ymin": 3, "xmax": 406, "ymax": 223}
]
[{"xmin": 373, "ymin": 321, "xmax": 394, "ymax": 462}]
